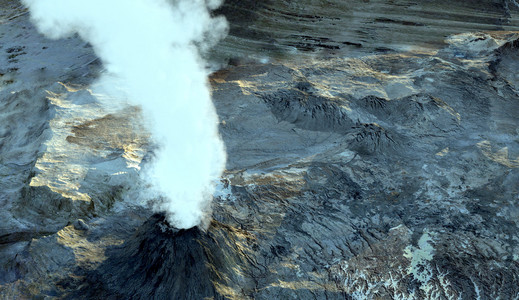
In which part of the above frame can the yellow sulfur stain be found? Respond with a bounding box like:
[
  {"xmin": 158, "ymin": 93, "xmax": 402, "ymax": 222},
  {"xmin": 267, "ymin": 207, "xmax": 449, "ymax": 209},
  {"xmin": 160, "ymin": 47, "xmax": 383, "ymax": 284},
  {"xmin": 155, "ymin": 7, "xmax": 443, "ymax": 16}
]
[
  {"xmin": 58, "ymin": 81, "xmax": 84, "ymax": 93},
  {"xmin": 57, "ymin": 225, "xmax": 124, "ymax": 269},
  {"xmin": 436, "ymin": 147, "xmax": 449, "ymax": 156},
  {"xmin": 234, "ymin": 80, "xmax": 258, "ymax": 95},
  {"xmin": 477, "ymin": 140, "xmax": 519, "ymax": 168},
  {"xmin": 269, "ymin": 279, "xmax": 340, "ymax": 293}
]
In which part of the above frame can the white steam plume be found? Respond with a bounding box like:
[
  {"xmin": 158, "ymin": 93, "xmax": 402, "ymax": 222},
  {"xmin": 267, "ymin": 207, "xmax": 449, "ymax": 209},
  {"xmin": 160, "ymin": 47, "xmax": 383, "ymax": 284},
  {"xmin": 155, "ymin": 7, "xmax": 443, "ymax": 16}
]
[{"xmin": 22, "ymin": 0, "xmax": 228, "ymax": 229}]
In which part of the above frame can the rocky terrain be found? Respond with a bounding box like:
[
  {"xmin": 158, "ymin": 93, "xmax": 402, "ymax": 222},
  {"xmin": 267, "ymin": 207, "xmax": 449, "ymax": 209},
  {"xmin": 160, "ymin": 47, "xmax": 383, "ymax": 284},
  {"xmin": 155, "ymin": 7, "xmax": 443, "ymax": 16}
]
[{"xmin": 1, "ymin": 0, "xmax": 519, "ymax": 299}]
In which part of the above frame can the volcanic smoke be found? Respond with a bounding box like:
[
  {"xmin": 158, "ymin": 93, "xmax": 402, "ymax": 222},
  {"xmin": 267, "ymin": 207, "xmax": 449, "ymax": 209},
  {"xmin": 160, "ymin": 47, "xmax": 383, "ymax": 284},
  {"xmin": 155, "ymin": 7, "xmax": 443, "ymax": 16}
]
[{"xmin": 22, "ymin": 0, "xmax": 228, "ymax": 229}]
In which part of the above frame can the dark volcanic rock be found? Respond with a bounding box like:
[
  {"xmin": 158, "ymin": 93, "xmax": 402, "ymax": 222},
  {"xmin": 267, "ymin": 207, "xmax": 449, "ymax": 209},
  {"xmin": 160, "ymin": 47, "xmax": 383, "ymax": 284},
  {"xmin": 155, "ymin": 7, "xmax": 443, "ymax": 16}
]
[
  {"xmin": 214, "ymin": 0, "xmax": 519, "ymax": 60},
  {"xmin": 262, "ymin": 88, "xmax": 354, "ymax": 133},
  {"xmin": 70, "ymin": 214, "xmax": 219, "ymax": 299}
]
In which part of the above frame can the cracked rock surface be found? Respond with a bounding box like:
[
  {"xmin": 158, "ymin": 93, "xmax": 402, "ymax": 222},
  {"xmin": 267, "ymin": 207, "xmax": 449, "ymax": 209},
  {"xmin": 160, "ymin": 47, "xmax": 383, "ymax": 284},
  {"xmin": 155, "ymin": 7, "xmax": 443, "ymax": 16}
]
[{"xmin": 1, "ymin": 1, "xmax": 519, "ymax": 299}]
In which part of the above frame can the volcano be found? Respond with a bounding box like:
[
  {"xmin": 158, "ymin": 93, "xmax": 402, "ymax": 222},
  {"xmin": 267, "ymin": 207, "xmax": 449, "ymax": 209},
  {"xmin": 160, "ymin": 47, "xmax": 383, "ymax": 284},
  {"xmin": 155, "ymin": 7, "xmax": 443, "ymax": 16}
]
[{"xmin": 1, "ymin": 0, "xmax": 519, "ymax": 299}]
